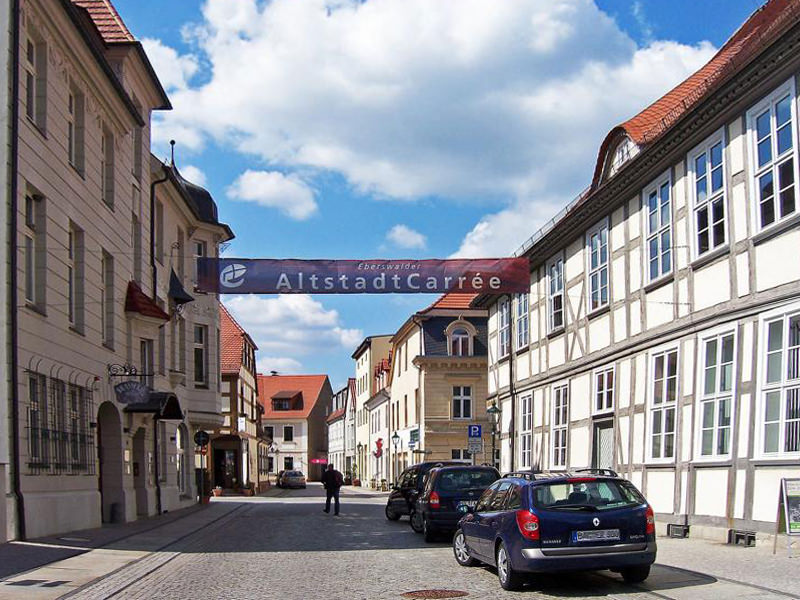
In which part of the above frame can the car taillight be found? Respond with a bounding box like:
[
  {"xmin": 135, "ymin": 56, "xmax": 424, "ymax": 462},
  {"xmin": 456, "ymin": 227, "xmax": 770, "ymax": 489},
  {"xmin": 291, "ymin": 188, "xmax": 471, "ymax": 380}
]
[
  {"xmin": 430, "ymin": 491, "xmax": 440, "ymax": 509},
  {"xmin": 645, "ymin": 505, "xmax": 655, "ymax": 535},
  {"xmin": 515, "ymin": 510, "xmax": 540, "ymax": 540}
]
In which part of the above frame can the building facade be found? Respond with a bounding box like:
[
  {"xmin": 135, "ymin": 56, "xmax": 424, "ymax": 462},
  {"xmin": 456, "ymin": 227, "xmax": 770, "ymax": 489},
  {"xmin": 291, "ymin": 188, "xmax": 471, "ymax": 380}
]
[
  {"xmin": 214, "ymin": 303, "xmax": 265, "ymax": 492},
  {"xmin": 326, "ymin": 382, "xmax": 349, "ymax": 474},
  {"xmin": 479, "ymin": 0, "xmax": 800, "ymax": 542},
  {"xmin": 343, "ymin": 377, "xmax": 356, "ymax": 481},
  {"xmin": 258, "ymin": 374, "xmax": 332, "ymax": 481},
  {"xmin": 7, "ymin": 0, "xmax": 232, "ymax": 539},
  {"xmin": 351, "ymin": 335, "xmax": 391, "ymax": 482},
  {"xmin": 387, "ymin": 294, "xmax": 492, "ymax": 482}
]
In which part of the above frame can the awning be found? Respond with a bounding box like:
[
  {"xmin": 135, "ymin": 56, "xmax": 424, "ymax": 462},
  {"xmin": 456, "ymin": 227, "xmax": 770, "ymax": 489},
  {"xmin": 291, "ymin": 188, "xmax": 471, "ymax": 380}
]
[
  {"xmin": 124, "ymin": 392, "xmax": 184, "ymax": 421},
  {"xmin": 169, "ymin": 269, "xmax": 194, "ymax": 305}
]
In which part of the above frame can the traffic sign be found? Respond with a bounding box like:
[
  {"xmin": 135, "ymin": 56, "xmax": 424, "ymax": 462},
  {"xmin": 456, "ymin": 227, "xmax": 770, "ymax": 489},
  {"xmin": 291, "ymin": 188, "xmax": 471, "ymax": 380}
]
[
  {"xmin": 194, "ymin": 430, "xmax": 210, "ymax": 447},
  {"xmin": 468, "ymin": 424, "xmax": 482, "ymax": 439},
  {"xmin": 467, "ymin": 439, "xmax": 483, "ymax": 455}
]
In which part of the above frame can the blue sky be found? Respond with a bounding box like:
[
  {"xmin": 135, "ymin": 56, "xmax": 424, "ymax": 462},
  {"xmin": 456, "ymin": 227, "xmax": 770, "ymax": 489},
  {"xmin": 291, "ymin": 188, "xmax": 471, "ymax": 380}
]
[{"xmin": 113, "ymin": 0, "xmax": 761, "ymax": 390}]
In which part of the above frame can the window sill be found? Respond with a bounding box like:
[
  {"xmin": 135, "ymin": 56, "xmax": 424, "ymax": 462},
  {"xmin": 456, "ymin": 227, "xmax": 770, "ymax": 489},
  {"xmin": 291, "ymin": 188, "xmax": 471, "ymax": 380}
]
[
  {"xmin": 643, "ymin": 273, "xmax": 674, "ymax": 294},
  {"xmin": 26, "ymin": 116, "xmax": 46, "ymax": 138},
  {"xmin": 498, "ymin": 354, "xmax": 510, "ymax": 364},
  {"xmin": 591, "ymin": 411, "xmax": 614, "ymax": 419},
  {"xmin": 644, "ymin": 460, "xmax": 677, "ymax": 468},
  {"xmin": 69, "ymin": 162, "xmax": 85, "ymax": 179},
  {"xmin": 586, "ymin": 304, "xmax": 610, "ymax": 321},
  {"xmin": 68, "ymin": 325, "xmax": 85, "ymax": 337},
  {"xmin": 102, "ymin": 200, "xmax": 115, "ymax": 212},
  {"xmin": 750, "ymin": 456, "xmax": 800, "ymax": 466},
  {"xmin": 690, "ymin": 245, "xmax": 729, "ymax": 271},
  {"xmin": 514, "ymin": 346, "xmax": 529, "ymax": 356},
  {"xmin": 691, "ymin": 458, "xmax": 733, "ymax": 467},
  {"xmin": 194, "ymin": 384, "xmax": 209, "ymax": 390},
  {"xmin": 102, "ymin": 342, "xmax": 115, "ymax": 352},
  {"xmin": 24, "ymin": 302, "xmax": 46, "ymax": 317},
  {"xmin": 752, "ymin": 213, "xmax": 800, "ymax": 246},
  {"xmin": 546, "ymin": 327, "xmax": 565, "ymax": 340}
]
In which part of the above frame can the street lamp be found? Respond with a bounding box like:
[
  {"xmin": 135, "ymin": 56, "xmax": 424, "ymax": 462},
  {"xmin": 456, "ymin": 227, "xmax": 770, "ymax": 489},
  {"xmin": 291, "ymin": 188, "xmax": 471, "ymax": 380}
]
[
  {"xmin": 356, "ymin": 443, "xmax": 363, "ymax": 482},
  {"xmin": 487, "ymin": 401, "xmax": 501, "ymax": 470},
  {"xmin": 391, "ymin": 432, "xmax": 400, "ymax": 482}
]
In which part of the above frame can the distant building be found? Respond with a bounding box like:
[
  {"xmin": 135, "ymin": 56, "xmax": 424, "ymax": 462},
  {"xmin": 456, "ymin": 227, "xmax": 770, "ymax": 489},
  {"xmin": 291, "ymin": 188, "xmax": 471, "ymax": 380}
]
[
  {"xmin": 326, "ymin": 381, "xmax": 352, "ymax": 474},
  {"xmin": 342, "ymin": 378, "xmax": 357, "ymax": 480},
  {"xmin": 258, "ymin": 374, "xmax": 332, "ymax": 481}
]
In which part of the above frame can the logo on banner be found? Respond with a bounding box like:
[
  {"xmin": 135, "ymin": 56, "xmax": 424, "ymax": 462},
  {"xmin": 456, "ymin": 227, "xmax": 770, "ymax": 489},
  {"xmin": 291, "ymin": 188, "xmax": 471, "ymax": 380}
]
[{"xmin": 220, "ymin": 263, "xmax": 247, "ymax": 288}]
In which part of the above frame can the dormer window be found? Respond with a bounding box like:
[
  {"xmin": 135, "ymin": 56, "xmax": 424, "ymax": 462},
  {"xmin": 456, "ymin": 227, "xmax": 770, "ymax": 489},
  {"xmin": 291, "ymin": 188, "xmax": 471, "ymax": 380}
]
[
  {"xmin": 446, "ymin": 320, "xmax": 477, "ymax": 357},
  {"xmin": 608, "ymin": 136, "xmax": 638, "ymax": 178}
]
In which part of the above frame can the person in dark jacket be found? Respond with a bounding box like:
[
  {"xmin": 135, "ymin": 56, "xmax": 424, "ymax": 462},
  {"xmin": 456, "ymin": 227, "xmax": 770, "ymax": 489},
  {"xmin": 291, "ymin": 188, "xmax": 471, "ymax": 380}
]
[{"xmin": 321, "ymin": 464, "xmax": 343, "ymax": 515}]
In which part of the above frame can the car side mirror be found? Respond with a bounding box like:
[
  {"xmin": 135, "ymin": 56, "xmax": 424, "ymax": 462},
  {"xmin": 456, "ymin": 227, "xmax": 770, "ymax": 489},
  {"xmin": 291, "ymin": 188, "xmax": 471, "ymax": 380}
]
[
  {"xmin": 457, "ymin": 504, "xmax": 475, "ymax": 515},
  {"xmin": 390, "ymin": 483, "xmax": 399, "ymax": 490}
]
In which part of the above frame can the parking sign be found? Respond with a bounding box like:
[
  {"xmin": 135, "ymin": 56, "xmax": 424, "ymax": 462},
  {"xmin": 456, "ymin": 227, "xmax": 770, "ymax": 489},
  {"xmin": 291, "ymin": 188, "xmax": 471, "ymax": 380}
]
[{"xmin": 468, "ymin": 425, "xmax": 482, "ymax": 438}]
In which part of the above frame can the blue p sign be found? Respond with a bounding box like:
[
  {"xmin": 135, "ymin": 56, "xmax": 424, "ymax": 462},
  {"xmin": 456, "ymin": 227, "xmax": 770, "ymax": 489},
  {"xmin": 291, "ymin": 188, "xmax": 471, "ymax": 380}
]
[{"xmin": 468, "ymin": 425, "xmax": 482, "ymax": 438}]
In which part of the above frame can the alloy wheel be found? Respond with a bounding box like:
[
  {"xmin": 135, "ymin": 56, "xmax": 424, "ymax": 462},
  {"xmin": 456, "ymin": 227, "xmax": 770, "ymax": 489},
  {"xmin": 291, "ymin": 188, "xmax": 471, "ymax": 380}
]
[
  {"xmin": 497, "ymin": 546, "xmax": 508, "ymax": 584},
  {"xmin": 454, "ymin": 533, "xmax": 469, "ymax": 562}
]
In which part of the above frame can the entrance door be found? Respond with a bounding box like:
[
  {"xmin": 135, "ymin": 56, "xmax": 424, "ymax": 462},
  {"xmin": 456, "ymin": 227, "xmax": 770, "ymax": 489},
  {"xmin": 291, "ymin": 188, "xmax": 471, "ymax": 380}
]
[
  {"xmin": 97, "ymin": 402, "xmax": 125, "ymax": 523},
  {"xmin": 592, "ymin": 420, "xmax": 614, "ymax": 470},
  {"xmin": 214, "ymin": 449, "xmax": 239, "ymax": 488},
  {"xmin": 133, "ymin": 428, "xmax": 149, "ymax": 516}
]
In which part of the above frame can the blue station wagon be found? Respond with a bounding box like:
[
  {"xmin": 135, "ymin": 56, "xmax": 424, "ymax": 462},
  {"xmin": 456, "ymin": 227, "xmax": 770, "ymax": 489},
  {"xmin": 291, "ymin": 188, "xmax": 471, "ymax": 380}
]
[{"xmin": 453, "ymin": 471, "xmax": 657, "ymax": 591}]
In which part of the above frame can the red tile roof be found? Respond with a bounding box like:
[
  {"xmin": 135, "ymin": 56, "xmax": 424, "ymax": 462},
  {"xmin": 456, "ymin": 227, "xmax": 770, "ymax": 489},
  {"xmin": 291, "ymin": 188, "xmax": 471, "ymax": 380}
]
[
  {"xmin": 124, "ymin": 281, "xmax": 169, "ymax": 321},
  {"xmin": 220, "ymin": 303, "xmax": 257, "ymax": 374},
  {"xmin": 422, "ymin": 293, "xmax": 479, "ymax": 312},
  {"xmin": 71, "ymin": 0, "xmax": 135, "ymax": 43},
  {"xmin": 593, "ymin": 0, "xmax": 800, "ymax": 186},
  {"xmin": 258, "ymin": 374, "xmax": 330, "ymax": 420},
  {"xmin": 326, "ymin": 408, "xmax": 346, "ymax": 424}
]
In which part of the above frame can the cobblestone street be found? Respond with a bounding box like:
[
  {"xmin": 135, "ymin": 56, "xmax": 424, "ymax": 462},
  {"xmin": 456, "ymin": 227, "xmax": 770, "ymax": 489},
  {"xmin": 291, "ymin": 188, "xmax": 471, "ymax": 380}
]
[{"xmin": 0, "ymin": 484, "xmax": 785, "ymax": 600}]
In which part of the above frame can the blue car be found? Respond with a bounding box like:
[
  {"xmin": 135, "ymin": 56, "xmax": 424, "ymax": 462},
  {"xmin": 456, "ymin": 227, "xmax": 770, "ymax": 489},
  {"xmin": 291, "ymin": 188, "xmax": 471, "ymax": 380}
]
[{"xmin": 453, "ymin": 470, "xmax": 657, "ymax": 591}]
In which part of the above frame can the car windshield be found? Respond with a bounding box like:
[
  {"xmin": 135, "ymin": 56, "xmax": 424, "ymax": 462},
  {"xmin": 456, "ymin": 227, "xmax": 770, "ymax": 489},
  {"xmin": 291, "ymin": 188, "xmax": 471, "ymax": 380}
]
[
  {"xmin": 532, "ymin": 479, "xmax": 645, "ymax": 511},
  {"xmin": 437, "ymin": 469, "xmax": 498, "ymax": 492},
  {"xmin": 287, "ymin": 471, "xmax": 302, "ymax": 477}
]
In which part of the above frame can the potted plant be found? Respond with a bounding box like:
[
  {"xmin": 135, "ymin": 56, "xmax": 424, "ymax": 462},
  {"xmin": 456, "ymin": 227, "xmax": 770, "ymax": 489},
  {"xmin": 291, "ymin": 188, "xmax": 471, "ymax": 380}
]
[
  {"xmin": 212, "ymin": 486, "xmax": 223, "ymax": 497},
  {"xmin": 242, "ymin": 482, "xmax": 255, "ymax": 497}
]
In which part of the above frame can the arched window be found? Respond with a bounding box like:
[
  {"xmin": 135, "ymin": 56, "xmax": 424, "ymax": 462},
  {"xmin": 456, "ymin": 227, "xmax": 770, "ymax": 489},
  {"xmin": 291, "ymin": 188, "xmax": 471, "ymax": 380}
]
[{"xmin": 451, "ymin": 328, "xmax": 470, "ymax": 356}]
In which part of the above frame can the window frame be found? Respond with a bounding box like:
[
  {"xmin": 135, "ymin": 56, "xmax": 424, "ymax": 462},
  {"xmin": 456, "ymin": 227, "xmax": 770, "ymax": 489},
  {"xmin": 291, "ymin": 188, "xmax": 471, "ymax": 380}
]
[
  {"xmin": 586, "ymin": 219, "xmax": 610, "ymax": 312},
  {"xmin": 547, "ymin": 254, "xmax": 565, "ymax": 333},
  {"xmin": 647, "ymin": 346, "xmax": 680, "ymax": 464},
  {"xmin": 688, "ymin": 129, "xmax": 728, "ymax": 260},
  {"xmin": 551, "ymin": 383, "xmax": 569, "ymax": 470},
  {"xmin": 498, "ymin": 299, "xmax": 511, "ymax": 358},
  {"xmin": 642, "ymin": 171, "xmax": 673, "ymax": 283},
  {"xmin": 695, "ymin": 328, "xmax": 737, "ymax": 461},
  {"xmin": 519, "ymin": 393, "xmax": 532, "ymax": 469},
  {"xmin": 452, "ymin": 385, "xmax": 472, "ymax": 420},
  {"xmin": 593, "ymin": 365, "xmax": 615, "ymax": 416},
  {"xmin": 101, "ymin": 125, "xmax": 115, "ymax": 208},
  {"xmin": 747, "ymin": 79, "xmax": 800, "ymax": 234},
  {"xmin": 283, "ymin": 425, "xmax": 295, "ymax": 442},
  {"xmin": 193, "ymin": 325, "xmax": 208, "ymax": 387},
  {"xmin": 515, "ymin": 292, "xmax": 529, "ymax": 349},
  {"xmin": 101, "ymin": 250, "xmax": 114, "ymax": 348}
]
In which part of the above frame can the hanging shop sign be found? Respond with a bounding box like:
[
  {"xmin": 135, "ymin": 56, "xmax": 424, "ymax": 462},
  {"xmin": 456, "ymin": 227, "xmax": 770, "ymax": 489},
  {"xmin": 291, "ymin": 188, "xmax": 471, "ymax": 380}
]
[
  {"xmin": 114, "ymin": 380, "xmax": 149, "ymax": 405},
  {"xmin": 197, "ymin": 258, "xmax": 529, "ymax": 294}
]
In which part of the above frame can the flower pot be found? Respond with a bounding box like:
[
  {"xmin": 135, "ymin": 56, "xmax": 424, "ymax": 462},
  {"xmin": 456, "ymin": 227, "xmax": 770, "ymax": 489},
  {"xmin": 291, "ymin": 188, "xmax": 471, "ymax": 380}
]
[{"xmin": 212, "ymin": 488, "xmax": 223, "ymax": 497}]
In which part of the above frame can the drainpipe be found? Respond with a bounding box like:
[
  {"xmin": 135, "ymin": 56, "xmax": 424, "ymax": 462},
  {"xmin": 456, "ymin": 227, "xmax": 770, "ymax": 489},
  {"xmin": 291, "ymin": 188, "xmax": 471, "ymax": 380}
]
[
  {"xmin": 508, "ymin": 294, "xmax": 516, "ymax": 471},
  {"xmin": 9, "ymin": 0, "xmax": 25, "ymax": 540},
  {"xmin": 153, "ymin": 416, "xmax": 162, "ymax": 514},
  {"xmin": 149, "ymin": 166, "xmax": 169, "ymax": 297}
]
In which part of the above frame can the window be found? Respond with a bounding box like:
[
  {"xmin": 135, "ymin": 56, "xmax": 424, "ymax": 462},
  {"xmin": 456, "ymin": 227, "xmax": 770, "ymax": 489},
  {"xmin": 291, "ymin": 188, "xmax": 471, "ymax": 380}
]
[
  {"xmin": 265, "ymin": 426, "xmax": 274, "ymax": 440},
  {"xmin": 24, "ymin": 33, "xmax": 46, "ymax": 130},
  {"xmin": 587, "ymin": 221, "xmax": 609, "ymax": 311},
  {"xmin": 101, "ymin": 126, "xmax": 115, "ymax": 207},
  {"xmin": 283, "ymin": 456, "xmax": 294, "ymax": 471},
  {"xmin": 608, "ymin": 136, "xmax": 637, "ymax": 177},
  {"xmin": 67, "ymin": 86, "xmax": 85, "ymax": 173},
  {"xmin": 193, "ymin": 325, "xmax": 208, "ymax": 386},
  {"xmin": 68, "ymin": 224, "xmax": 84, "ymax": 330},
  {"xmin": 452, "ymin": 386, "xmax": 472, "ymax": 419},
  {"xmin": 548, "ymin": 256, "xmax": 564, "ymax": 331},
  {"xmin": 594, "ymin": 367, "xmax": 614, "ymax": 414},
  {"xmin": 498, "ymin": 299, "xmax": 510, "ymax": 357},
  {"xmin": 193, "ymin": 240, "xmax": 207, "ymax": 286},
  {"xmin": 140, "ymin": 339, "xmax": 154, "ymax": 388},
  {"xmin": 158, "ymin": 422, "xmax": 167, "ymax": 482},
  {"xmin": 551, "ymin": 385, "xmax": 569, "ymax": 469},
  {"xmin": 516, "ymin": 292, "xmax": 529, "ymax": 349},
  {"xmin": 690, "ymin": 134, "xmax": 726, "ymax": 257},
  {"xmin": 283, "ymin": 426, "xmax": 294, "ymax": 442},
  {"xmin": 101, "ymin": 251, "xmax": 114, "ymax": 347},
  {"xmin": 28, "ymin": 373, "xmax": 48, "ymax": 466},
  {"xmin": 450, "ymin": 327, "xmax": 470, "ymax": 356},
  {"xmin": 698, "ymin": 333, "xmax": 735, "ymax": 458},
  {"xmin": 132, "ymin": 98, "xmax": 143, "ymax": 182},
  {"xmin": 645, "ymin": 175, "xmax": 672, "ymax": 281},
  {"xmin": 761, "ymin": 313, "xmax": 800, "ymax": 456},
  {"xmin": 748, "ymin": 82, "xmax": 798, "ymax": 231},
  {"xmin": 155, "ymin": 200, "xmax": 164, "ymax": 263},
  {"xmin": 132, "ymin": 214, "xmax": 142, "ymax": 285},
  {"xmin": 520, "ymin": 393, "xmax": 532, "ymax": 469},
  {"xmin": 24, "ymin": 194, "xmax": 44, "ymax": 307},
  {"xmin": 649, "ymin": 349, "xmax": 678, "ymax": 461}
]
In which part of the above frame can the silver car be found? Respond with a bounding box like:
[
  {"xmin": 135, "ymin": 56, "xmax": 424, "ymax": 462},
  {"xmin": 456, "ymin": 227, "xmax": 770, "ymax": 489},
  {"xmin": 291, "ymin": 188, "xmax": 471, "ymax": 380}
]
[{"xmin": 280, "ymin": 470, "xmax": 307, "ymax": 489}]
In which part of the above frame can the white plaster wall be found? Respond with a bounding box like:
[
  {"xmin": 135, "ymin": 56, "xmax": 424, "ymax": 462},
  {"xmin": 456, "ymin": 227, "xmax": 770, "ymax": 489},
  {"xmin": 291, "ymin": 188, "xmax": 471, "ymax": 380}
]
[
  {"xmin": 731, "ymin": 182, "xmax": 749, "ymax": 244},
  {"xmin": 694, "ymin": 469, "xmax": 728, "ymax": 517},
  {"xmin": 754, "ymin": 230, "xmax": 800, "ymax": 292},
  {"xmin": 734, "ymin": 469, "xmax": 747, "ymax": 519},
  {"xmin": 632, "ymin": 413, "xmax": 645, "ymax": 464},
  {"xmin": 752, "ymin": 468, "xmax": 800, "ymax": 523},
  {"xmin": 630, "ymin": 299, "xmax": 642, "ymax": 336},
  {"xmin": 618, "ymin": 360, "xmax": 631, "ymax": 409},
  {"xmin": 646, "ymin": 470, "xmax": 675, "ymax": 514},
  {"xmin": 613, "ymin": 306, "xmax": 627, "ymax": 344},
  {"xmin": 736, "ymin": 253, "xmax": 750, "ymax": 297},
  {"xmin": 570, "ymin": 373, "xmax": 591, "ymax": 421},
  {"xmin": 618, "ymin": 415, "xmax": 630, "ymax": 465},
  {"xmin": 570, "ymin": 425, "xmax": 590, "ymax": 469},
  {"xmin": 549, "ymin": 337, "xmax": 565, "ymax": 369},
  {"xmin": 694, "ymin": 260, "xmax": 731, "ymax": 312},
  {"xmin": 644, "ymin": 284, "xmax": 674, "ymax": 329}
]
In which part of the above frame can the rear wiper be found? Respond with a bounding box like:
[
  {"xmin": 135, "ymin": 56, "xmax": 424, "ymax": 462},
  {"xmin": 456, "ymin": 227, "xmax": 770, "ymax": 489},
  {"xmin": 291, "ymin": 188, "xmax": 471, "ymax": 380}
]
[{"xmin": 551, "ymin": 504, "xmax": 597, "ymax": 511}]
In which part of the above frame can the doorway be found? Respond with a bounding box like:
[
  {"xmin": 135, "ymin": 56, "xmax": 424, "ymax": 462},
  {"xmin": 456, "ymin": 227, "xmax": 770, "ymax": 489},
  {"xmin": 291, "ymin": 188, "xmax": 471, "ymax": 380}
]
[
  {"xmin": 97, "ymin": 402, "xmax": 125, "ymax": 523},
  {"xmin": 592, "ymin": 420, "xmax": 614, "ymax": 470},
  {"xmin": 214, "ymin": 448, "xmax": 239, "ymax": 488}
]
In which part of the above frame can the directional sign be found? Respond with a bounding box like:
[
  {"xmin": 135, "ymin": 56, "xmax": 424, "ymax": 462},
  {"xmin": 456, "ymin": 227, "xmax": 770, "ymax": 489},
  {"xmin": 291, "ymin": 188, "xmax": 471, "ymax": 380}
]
[{"xmin": 468, "ymin": 425, "xmax": 482, "ymax": 439}]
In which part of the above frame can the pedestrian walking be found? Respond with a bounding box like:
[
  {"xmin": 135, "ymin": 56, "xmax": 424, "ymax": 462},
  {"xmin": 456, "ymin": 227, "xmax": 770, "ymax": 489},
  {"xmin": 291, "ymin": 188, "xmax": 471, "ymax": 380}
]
[{"xmin": 321, "ymin": 463, "xmax": 343, "ymax": 515}]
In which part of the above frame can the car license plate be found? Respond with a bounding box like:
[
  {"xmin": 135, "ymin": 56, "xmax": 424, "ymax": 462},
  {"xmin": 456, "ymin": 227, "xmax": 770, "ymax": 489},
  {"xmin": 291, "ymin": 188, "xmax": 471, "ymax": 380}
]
[
  {"xmin": 573, "ymin": 528, "xmax": 620, "ymax": 542},
  {"xmin": 458, "ymin": 501, "xmax": 477, "ymax": 510}
]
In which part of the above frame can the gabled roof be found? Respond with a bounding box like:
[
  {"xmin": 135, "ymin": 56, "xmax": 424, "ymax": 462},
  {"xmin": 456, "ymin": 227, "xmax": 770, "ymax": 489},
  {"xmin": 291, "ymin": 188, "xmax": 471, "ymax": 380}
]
[
  {"xmin": 327, "ymin": 408, "xmax": 346, "ymax": 424},
  {"xmin": 348, "ymin": 377, "xmax": 357, "ymax": 411},
  {"xmin": 258, "ymin": 374, "xmax": 330, "ymax": 420},
  {"xmin": 124, "ymin": 281, "xmax": 169, "ymax": 321},
  {"xmin": 220, "ymin": 303, "xmax": 257, "ymax": 374},
  {"xmin": 71, "ymin": 0, "xmax": 133, "ymax": 43},
  {"xmin": 421, "ymin": 293, "xmax": 479, "ymax": 312}
]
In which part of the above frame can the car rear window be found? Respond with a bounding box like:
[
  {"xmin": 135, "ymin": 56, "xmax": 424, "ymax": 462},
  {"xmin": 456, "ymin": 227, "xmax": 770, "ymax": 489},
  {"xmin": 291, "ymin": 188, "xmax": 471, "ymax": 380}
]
[
  {"xmin": 532, "ymin": 479, "xmax": 646, "ymax": 511},
  {"xmin": 437, "ymin": 469, "xmax": 498, "ymax": 492}
]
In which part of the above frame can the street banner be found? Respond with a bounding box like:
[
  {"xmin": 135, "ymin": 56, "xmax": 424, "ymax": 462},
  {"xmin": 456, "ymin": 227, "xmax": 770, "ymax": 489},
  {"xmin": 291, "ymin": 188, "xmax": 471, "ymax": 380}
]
[{"xmin": 197, "ymin": 257, "xmax": 529, "ymax": 294}]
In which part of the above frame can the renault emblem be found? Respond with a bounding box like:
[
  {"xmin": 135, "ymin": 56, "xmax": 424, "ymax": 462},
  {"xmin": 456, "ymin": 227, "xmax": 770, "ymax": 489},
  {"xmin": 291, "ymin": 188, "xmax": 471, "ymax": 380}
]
[{"xmin": 593, "ymin": 518, "xmax": 600, "ymax": 527}]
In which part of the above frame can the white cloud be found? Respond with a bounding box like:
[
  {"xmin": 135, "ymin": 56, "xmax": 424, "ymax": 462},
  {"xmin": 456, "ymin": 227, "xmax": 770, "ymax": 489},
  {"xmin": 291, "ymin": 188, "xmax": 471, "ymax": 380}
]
[
  {"xmin": 226, "ymin": 170, "xmax": 318, "ymax": 220},
  {"xmin": 180, "ymin": 165, "xmax": 207, "ymax": 187},
  {"xmin": 386, "ymin": 224, "xmax": 427, "ymax": 250},
  {"xmin": 141, "ymin": 37, "xmax": 198, "ymax": 92},
  {"xmin": 256, "ymin": 356, "xmax": 303, "ymax": 375},
  {"xmin": 224, "ymin": 295, "xmax": 363, "ymax": 359},
  {"xmin": 148, "ymin": 0, "xmax": 716, "ymax": 255}
]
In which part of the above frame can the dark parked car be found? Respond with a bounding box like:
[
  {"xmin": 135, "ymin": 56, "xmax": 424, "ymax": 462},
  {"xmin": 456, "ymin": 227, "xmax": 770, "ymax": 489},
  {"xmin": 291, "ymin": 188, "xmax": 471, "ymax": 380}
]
[
  {"xmin": 385, "ymin": 461, "xmax": 462, "ymax": 522},
  {"xmin": 410, "ymin": 465, "xmax": 500, "ymax": 542},
  {"xmin": 453, "ymin": 471, "xmax": 657, "ymax": 591}
]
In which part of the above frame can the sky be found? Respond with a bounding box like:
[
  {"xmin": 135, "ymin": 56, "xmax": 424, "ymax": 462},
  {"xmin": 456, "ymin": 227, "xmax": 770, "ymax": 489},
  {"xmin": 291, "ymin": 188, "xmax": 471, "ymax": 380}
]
[{"xmin": 113, "ymin": 0, "xmax": 763, "ymax": 390}]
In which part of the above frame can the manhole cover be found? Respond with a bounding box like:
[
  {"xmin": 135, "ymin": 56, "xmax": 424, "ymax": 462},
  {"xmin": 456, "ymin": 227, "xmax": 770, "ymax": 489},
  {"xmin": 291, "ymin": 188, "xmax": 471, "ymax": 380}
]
[{"xmin": 401, "ymin": 591, "xmax": 468, "ymax": 599}]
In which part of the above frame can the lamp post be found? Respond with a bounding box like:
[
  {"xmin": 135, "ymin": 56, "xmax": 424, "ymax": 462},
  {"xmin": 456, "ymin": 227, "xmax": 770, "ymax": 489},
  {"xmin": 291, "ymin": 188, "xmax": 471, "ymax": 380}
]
[
  {"xmin": 356, "ymin": 442, "xmax": 363, "ymax": 484},
  {"xmin": 391, "ymin": 431, "xmax": 400, "ymax": 482},
  {"xmin": 487, "ymin": 401, "xmax": 501, "ymax": 470}
]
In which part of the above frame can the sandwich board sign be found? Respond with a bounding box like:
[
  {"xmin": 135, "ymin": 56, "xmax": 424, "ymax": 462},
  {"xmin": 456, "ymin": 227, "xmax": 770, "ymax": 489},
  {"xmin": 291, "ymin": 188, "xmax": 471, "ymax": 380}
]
[{"xmin": 782, "ymin": 478, "xmax": 800, "ymax": 535}]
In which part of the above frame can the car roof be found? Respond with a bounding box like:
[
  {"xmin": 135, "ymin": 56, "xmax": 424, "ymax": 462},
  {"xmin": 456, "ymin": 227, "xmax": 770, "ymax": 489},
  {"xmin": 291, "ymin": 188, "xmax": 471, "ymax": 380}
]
[
  {"xmin": 434, "ymin": 465, "xmax": 499, "ymax": 472},
  {"xmin": 501, "ymin": 470, "xmax": 623, "ymax": 485}
]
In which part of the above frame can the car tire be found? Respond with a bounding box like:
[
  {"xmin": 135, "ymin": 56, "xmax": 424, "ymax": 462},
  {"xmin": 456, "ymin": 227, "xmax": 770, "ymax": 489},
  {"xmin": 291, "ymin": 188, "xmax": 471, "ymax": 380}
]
[
  {"xmin": 453, "ymin": 529, "xmax": 478, "ymax": 567},
  {"xmin": 496, "ymin": 541, "xmax": 524, "ymax": 591},
  {"xmin": 621, "ymin": 565, "xmax": 650, "ymax": 584},
  {"xmin": 410, "ymin": 510, "xmax": 424, "ymax": 533},
  {"xmin": 385, "ymin": 504, "xmax": 401, "ymax": 521},
  {"xmin": 423, "ymin": 516, "xmax": 437, "ymax": 543}
]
